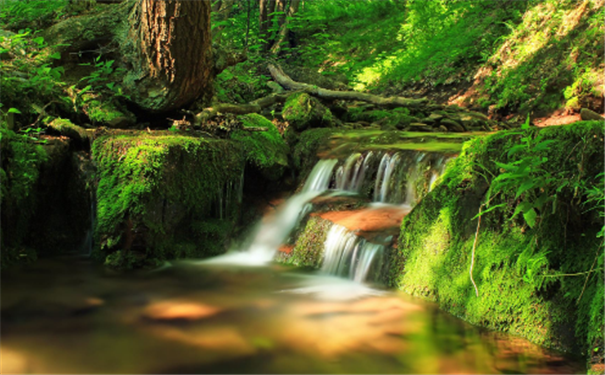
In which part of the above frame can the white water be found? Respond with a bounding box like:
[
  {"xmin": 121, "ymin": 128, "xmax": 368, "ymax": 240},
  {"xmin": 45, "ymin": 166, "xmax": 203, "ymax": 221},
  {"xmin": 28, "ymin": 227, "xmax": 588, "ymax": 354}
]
[
  {"xmin": 320, "ymin": 224, "xmax": 385, "ymax": 283},
  {"xmin": 203, "ymin": 159, "xmax": 338, "ymax": 265}
]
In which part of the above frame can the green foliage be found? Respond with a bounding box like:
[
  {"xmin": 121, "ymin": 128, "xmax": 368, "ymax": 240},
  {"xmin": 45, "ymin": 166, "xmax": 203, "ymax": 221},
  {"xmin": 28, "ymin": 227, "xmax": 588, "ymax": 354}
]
[
  {"xmin": 391, "ymin": 121, "xmax": 604, "ymax": 360},
  {"xmin": 0, "ymin": 30, "xmax": 69, "ymax": 127},
  {"xmin": 229, "ymin": 114, "xmax": 289, "ymax": 181},
  {"xmin": 0, "ymin": 0, "xmax": 68, "ymax": 30},
  {"xmin": 0, "ymin": 126, "xmax": 48, "ymax": 266}
]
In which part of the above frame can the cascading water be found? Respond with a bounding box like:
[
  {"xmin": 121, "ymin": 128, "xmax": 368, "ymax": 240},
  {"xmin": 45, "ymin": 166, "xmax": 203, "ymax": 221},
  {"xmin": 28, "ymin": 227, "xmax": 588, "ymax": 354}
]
[
  {"xmin": 321, "ymin": 224, "xmax": 385, "ymax": 283},
  {"xmin": 204, "ymin": 159, "xmax": 339, "ymax": 265}
]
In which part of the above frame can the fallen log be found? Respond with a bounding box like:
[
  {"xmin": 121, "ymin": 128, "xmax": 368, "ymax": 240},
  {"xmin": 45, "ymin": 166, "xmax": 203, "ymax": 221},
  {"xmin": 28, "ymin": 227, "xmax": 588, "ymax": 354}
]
[{"xmin": 268, "ymin": 64, "xmax": 428, "ymax": 109}]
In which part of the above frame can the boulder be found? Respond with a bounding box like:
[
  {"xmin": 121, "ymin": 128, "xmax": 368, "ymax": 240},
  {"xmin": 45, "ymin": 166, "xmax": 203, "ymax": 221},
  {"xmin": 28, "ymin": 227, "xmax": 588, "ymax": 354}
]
[
  {"xmin": 282, "ymin": 92, "xmax": 336, "ymax": 131},
  {"xmin": 230, "ymin": 114, "xmax": 289, "ymax": 181},
  {"xmin": 580, "ymin": 108, "xmax": 604, "ymax": 121},
  {"xmin": 92, "ymin": 133, "xmax": 245, "ymax": 268}
]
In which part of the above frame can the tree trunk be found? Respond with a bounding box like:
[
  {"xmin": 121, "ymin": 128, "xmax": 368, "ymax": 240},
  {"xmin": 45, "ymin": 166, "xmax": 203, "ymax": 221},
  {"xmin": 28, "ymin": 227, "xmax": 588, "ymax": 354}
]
[
  {"xmin": 270, "ymin": 0, "xmax": 300, "ymax": 55},
  {"xmin": 123, "ymin": 0, "xmax": 213, "ymax": 112}
]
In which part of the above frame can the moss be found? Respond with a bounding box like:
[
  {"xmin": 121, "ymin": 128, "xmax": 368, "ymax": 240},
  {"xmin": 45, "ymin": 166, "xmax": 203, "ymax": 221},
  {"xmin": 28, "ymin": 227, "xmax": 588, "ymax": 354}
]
[
  {"xmin": 230, "ymin": 114, "xmax": 289, "ymax": 181},
  {"xmin": 291, "ymin": 127, "xmax": 340, "ymax": 178},
  {"xmin": 282, "ymin": 92, "xmax": 336, "ymax": 131},
  {"xmin": 82, "ymin": 95, "xmax": 135, "ymax": 127},
  {"xmin": 276, "ymin": 216, "xmax": 331, "ymax": 268},
  {"xmin": 0, "ymin": 128, "xmax": 48, "ymax": 267},
  {"xmin": 390, "ymin": 121, "xmax": 604, "ymax": 363},
  {"xmin": 348, "ymin": 109, "xmax": 413, "ymax": 129},
  {"xmin": 92, "ymin": 132, "xmax": 245, "ymax": 268}
]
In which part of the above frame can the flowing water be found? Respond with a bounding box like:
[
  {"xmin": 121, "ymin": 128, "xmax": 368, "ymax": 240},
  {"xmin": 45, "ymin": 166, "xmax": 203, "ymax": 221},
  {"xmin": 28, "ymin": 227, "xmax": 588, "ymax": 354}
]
[
  {"xmin": 1, "ymin": 258, "xmax": 584, "ymax": 374},
  {"xmin": 0, "ymin": 151, "xmax": 586, "ymax": 373}
]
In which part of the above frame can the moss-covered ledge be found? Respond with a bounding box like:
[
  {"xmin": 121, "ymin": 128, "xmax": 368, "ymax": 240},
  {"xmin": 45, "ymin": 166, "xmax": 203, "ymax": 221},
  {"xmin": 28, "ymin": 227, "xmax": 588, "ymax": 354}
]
[
  {"xmin": 92, "ymin": 132, "xmax": 245, "ymax": 269},
  {"xmin": 389, "ymin": 121, "xmax": 604, "ymax": 367}
]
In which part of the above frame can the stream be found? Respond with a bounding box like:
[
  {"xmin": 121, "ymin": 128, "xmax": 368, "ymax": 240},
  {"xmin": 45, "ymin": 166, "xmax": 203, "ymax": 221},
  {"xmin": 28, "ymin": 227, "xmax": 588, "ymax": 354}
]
[{"xmin": 1, "ymin": 147, "xmax": 585, "ymax": 374}]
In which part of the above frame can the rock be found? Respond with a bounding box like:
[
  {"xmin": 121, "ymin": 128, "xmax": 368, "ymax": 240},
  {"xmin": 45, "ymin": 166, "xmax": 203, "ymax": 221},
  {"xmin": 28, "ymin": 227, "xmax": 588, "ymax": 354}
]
[
  {"xmin": 93, "ymin": 132, "xmax": 246, "ymax": 267},
  {"xmin": 410, "ymin": 122, "xmax": 433, "ymax": 132},
  {"xmin": 438, "ymin": 125, "xmax": 448, "ymax": 132},
  {"xmin": 282, "ymin": 92, "xmax": 336, "ymax": 131},
  {"xmin": 423, "ymin": 113, "xmax": 444, "ymax": 124},
  {"xmin": 230, "ymin": 114, "xmax": 289, "ymax": 181},
  {"xmin": 441, "ymin": 118, "xmax": 466, "ymax": 132},
  {"xmin": 467, "ymin": 111, "xmax": 490, "ymax": 121},
  {"xmin": 580, "ymin": 108, "xmax": 604, "ymax": 121},
  {"xmin": 81, "ymin": 94, "xmax": 136, "ymax": 128}
]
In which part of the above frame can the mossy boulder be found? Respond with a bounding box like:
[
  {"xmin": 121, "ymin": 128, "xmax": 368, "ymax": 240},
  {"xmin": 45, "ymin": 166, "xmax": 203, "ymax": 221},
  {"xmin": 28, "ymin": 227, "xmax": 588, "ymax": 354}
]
[
  {"xmin": 282, "ymin": 92, "xmax": 336, "ymax": 131},
  {"xmin": 275, "ymin": 215, "xmax": 331, "ymax": 268},
  {"xmin": 92, "ymin": 132, "xmax": 245, "ymax": 269},
  {"xmin": 81, "ymin": 94, "xmax": 136, "ymax": 128},
  {"xmin": 230, "ymin": 114, "xmax": 289, "ymax": 181},
  {"xmin": 389, "ymin": 121, "xmax": 604, "ymax": 362},
  {"xmin": 1, "ymin": 128, "xmax": 93, "ymax": 268}
]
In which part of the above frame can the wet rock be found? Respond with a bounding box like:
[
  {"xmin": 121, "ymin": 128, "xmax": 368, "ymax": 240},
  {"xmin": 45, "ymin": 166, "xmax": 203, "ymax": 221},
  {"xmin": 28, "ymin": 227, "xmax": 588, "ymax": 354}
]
[
  {"xmin": 143, "ymin": 301, "xmax": 221, "ymax": 322},
  {"xmin": 580, "ymin": 108, "xmax": 604, "ymax": 121},
  {"xmin": 93, "ymin": 132, "xmax": 245, "ymax": 267}
]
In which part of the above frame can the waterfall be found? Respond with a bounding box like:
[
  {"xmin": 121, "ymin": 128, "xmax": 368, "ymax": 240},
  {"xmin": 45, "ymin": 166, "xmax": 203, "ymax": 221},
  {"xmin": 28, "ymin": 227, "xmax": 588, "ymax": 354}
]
[
  {"xmin": 320, "ymin": 224, "xmax": 385, "ymax": 283},
  {"xmin": 204, "ymin": 159, "xmax": 338, "ymax": 265}
]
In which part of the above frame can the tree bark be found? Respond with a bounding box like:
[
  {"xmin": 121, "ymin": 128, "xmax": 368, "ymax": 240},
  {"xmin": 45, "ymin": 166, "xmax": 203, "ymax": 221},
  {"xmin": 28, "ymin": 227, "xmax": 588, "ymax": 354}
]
[
  {"xmin": 268, "ymin": 64, "xmax": 428, "ymax": 108},
  {"xmin": 270, "ymin": 0, "xmax": 300, "ymax": 55},
  {"xmin": 123, "ymin": 0, "xmax": 213, "ymax": 112}
]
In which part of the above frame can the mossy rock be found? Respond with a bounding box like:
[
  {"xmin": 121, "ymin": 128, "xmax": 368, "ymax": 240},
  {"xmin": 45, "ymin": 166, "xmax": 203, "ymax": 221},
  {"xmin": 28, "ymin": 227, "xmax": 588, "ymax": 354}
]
[
  {"xmin": 81, "ymin": 94, "xmax": 136, "ymax": 128},
  {"xmin": 0, "ymin": 128, "xmax": 48, "ymax": 267},
  {"xmin": 282, "ymin": 92, "xmax": 336, "ymax": 131},
  {"xmin": 276, "ymin": 215, "xmax": 331, "ymax": 268},
  {"xmin": 389, "ymin": 121, "xmax": 604, "ymax": 361},
  {"xmin": 230, "ymin": 114, "xmax": 289, "ymax": 181},
  {"xmin": 92, "ymin": 132, "xmax": 245, "ymax": 268}
]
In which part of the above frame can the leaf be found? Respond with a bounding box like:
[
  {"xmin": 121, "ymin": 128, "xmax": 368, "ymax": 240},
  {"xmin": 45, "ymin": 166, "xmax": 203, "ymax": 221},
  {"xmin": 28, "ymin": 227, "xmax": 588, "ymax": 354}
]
[
  {"xmin": 507, "ymin": 144, "xmax": 526, "ymax": 157},
  {"xmin": 472, "ymin": 203, "xmax": 506, "ymax": 219},
  {"xmin": 50, "ymin": 52, "xmax": 61, "ymax": 59},
  {"xmin": 523, "ymin": 208, "xmax": 538, "ymax": 228},
  {"xmin": 7, "ymin": 108, "xmax": 22, "ymax": 114},
  {"xmin": 32, "ymin": 36, "xmax": 44, "ymax": 45},
  {"xmin": 533, "ymin": 140, "xmax": 556, "ymax": 152},
  {"xmin": 515, "ymin": 180, "xmax": 537, "ymax": 199}
]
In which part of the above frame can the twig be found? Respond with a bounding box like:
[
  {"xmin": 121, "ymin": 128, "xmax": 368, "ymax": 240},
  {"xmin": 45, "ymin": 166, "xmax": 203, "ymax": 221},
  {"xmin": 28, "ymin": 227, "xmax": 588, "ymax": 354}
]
[
  {"xmin": 470, "ymin": 204, "xmax": 482, "ymax": 297},
  {"xmin": 576, "ymin": 248, "xmax": 602, "ymax": 305},
  {"xmin": 469, "ymin": 192, "xmax": 500, "ymax": 298}
]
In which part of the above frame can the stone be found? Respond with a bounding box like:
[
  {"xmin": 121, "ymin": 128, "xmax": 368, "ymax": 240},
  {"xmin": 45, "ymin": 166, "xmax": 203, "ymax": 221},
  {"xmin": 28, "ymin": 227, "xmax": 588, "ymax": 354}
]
[
  {"xmin": 282, "ymin": 92, "xmax": 336, "ymax": 131},
  {"xmin": 580, "ymin": 108, "xmax": 604, "ymax": 121},
  {"xmin": 440, "ymin": 118, "xmax": 466, "ymax": 132}
]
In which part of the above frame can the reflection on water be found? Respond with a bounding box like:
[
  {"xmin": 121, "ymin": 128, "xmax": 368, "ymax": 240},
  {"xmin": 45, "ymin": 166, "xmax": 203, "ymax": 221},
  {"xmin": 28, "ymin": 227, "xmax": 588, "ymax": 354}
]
[{"xmin": 1, "ymin": 257, "xmax": 584, "ymax": 374}]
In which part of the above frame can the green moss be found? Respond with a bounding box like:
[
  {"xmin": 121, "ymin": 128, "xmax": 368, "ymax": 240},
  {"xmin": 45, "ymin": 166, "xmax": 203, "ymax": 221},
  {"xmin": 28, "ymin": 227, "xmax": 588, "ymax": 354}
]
[
  {"xmin": 92, "ymin": 132, "xmax": 245, "ymax": 267},
  {"xmin": 0, "ymin": 127, "xmax": 48, "ymax": 267},
  {"xmin": 282, "ymin": 92, "xmax": 335, "ymax": 131},
  {"xmin": 390, "ymin": 121, "xmax": 604, "ymax": 362},
  {"xmin": 82, "ymin": 95, "xmax": 135, "ymax": 127},
  {"xmin": 291, "ymin": 127, "xmax": 340, "ymax": 177},
  {"xmin": 230, "ymin": 114, "xmax": 289, "ymax": 181},
  {"xmin": 276, "ymin": 216, "xmax": 330, "ymax": 268}
]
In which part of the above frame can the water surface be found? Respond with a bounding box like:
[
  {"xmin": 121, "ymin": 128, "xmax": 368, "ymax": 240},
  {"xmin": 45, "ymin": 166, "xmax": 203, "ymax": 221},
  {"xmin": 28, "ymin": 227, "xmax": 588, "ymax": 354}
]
[{"xmin": 1, "ymin": 257, "xmax": 583, "ymax": 374}]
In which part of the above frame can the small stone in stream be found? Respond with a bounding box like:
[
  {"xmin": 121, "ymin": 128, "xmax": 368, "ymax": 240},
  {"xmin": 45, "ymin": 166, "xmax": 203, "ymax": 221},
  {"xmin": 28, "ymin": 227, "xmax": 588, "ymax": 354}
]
[
  {"xmin": 580, "ymin": 108, "xmax": 604, "ymax": 121},
  {"xmin": 441, "ymin": 118, "xmax": 466, "ymax": 132},
  {"xmin": 144, "ymin": 301, "xmax": 221, "ymax": 322}
]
